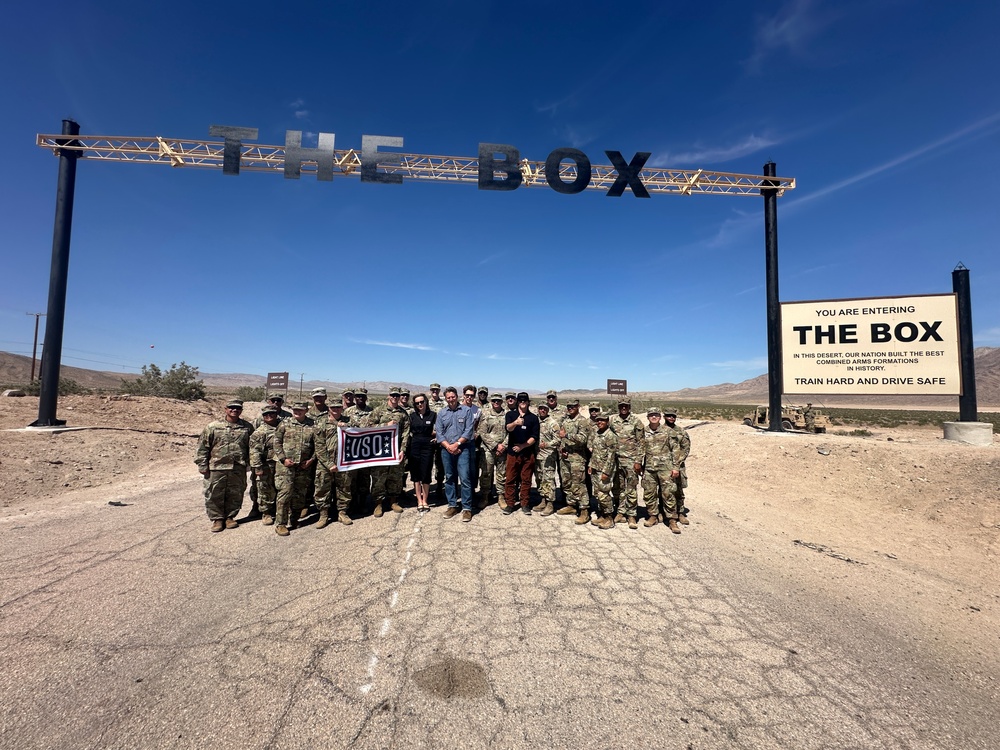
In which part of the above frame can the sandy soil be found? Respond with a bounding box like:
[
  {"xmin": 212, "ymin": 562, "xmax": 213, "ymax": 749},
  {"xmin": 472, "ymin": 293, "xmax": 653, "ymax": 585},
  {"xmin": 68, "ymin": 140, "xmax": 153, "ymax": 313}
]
[{"xmin": 3, "ymin": 394, "xmax": 998, "ymax": 673}]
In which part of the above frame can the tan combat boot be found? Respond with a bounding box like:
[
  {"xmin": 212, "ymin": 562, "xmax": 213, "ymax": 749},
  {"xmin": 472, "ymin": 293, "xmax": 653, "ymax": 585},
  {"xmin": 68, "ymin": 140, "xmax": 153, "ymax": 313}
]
[
  {"xmin": 261, "ymin": 514, "xmax": 274, "ymax": 526},
  {"xmin": 315, "ymin": 510, "xmax": 330, "ymax": 529},
  {"xmin": 390, "ymin": 498, "xmax": 404, "ymax": 513},
  {"xmin": 627, "ymin": 516, "xmax": 638, "ymax": 530},
  {"xmin": 614, "ymin": 513, "xmax": 626, "ymax": 525},
  {"xmin": 644, "ymin": 515, "xmax": 659, "ymax": 528},
  {"xmin": 539, "ymin": 501, "xmax": 555, "ymax": 516},
  {"xmin": 678, "ymin": 514, "xmax": 690, "ymax": 525},
  {"xmin": 210, "ymin": 520, "xmax": 224, "ymax": 533},
  {"xmin": 596, "ymin": 515, "xmax": 615, "ymax": 530},
  {"xmin": 275, "ymin": 524, "xmax": 289, "ymax": 536},
  {"xmin": 338, "ymin": 511, "xmax": 353, "ymax": 526},
  {"xmin": 556, "ymin": 505, "xmax": 577, "ymax": 516},
  {"xmin": 667, "ymin": 518, "xmax": 681, "ymax": 534},
  {"xmin": 224, "ymin": 518, "xmax": 238, "ymax": 530},
  {"xmin": 575, "ymin": 508, "xmax": 591, "ymax": 525},
  {"xmin": 373, "ymin": 502, "xmax": 384, "ymax": 518}
]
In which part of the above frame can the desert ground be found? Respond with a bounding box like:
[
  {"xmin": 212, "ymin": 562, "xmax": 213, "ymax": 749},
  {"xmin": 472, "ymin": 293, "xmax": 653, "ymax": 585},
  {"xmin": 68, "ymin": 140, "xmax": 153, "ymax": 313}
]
[{"xmin": 1, "ymin": 394, "xmax": 998, "ymax": 748}]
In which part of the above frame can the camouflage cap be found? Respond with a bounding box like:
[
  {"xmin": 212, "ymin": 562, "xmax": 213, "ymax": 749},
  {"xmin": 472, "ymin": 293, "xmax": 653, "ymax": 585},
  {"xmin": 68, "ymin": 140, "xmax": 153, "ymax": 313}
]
[
  {"xmin": 477, "ymin": 385, "xmax": 488, "ymax": 393},
  {"xmin": 647, "ymin": 407, "xmax": 662, "ymax": 417},
  {"xmin": 226, "ymin": 399, "xmax": 244, "ymax": 409},
  {"xmin": 504, "ymin": 391, "xmax": 516, "ymax": 399},
  {"xmin": 310, "ymin": 388, "xmax": 327, "ymax": 397},
  {"xmin": 355, "ymin": 387, "xmax": 368, "ymax": 395},
  {"xmin": 587, "ymin": 401, "xmax": 601, "ymax": 410},
  {"xmin": 565, "ymin": 398, "xmax": 580, "ymax": 407},
  {"xmin": 388, "ymin": 387, "xmax": 402, "ymax": 396},
  {"xmin": 261, "ymin": 404, "xmax": 279, "ymax": 415},
  {"xmin": 329, "ymin": 401, "xmax": 344, "ymax": 410},
  {"xmin": 400, "ymin": 388, "xmax": 410, "ymax": 396},
  {"xmin": 663, "ymin": 407, "xmax": 677, "ymax": 417},
  {"xmin": 490, "ymin": 393, "xmax": 503, "ymax": 401},
  {"xmin": 267, "ymin": 393, "xmax": 285, "ymax": 402},
  {"xmin": 341, "ymin": 388, "xmax": 355, "ymax": 397},
  {"xmin": 291, "ymin": 401, "xmax": 310, "ymax": 410},
  {"xmin": 537, "ymin": 402, "xmax": 550, "ymax": 411},
  {"xmin": 617, "ymin": 396, "xmax": 632, "ymax": 406},
  {"xmin": 429, "ymin": 383, "xmax": 441, "ymax": 390},
  {"xmin": 545, "ymin": 389, "xmax": 558, "ymax": 397},
  {"xmin": 596, "ymin": 411, "xmax": 612, "ymax": 421}
]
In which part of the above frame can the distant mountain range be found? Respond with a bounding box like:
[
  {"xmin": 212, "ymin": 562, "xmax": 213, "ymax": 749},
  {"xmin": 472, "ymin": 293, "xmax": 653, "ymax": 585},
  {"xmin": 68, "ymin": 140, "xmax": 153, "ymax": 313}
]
[{"xmin": 2, "ymin": 348, "xmax": 998, "ymax": 407}]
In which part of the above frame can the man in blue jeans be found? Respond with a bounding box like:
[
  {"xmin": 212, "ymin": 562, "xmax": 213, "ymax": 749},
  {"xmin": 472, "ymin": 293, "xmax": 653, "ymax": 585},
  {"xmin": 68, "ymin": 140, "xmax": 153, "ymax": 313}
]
[{"xmin": 435, "ymin": 386, "xmax": 476, "ymax": 522}]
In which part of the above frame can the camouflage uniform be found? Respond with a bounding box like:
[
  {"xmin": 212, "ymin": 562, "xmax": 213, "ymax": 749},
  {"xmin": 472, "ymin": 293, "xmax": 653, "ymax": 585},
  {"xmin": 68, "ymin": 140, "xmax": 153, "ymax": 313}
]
[
  {"xmin": 368, "ymin": 398, "xmax": 411, "ymax": 513},
  {"xmin": 535, "ymin": 408, "xmax": 562, "ymax": 507},
  {"xmin": 427, "ymin": 385, "xmax": 446, "ymax": 490},
  {"xmin": 273, "ymin": 414, "xmax": 316, "ymax": 528},
  {"xmin": 345, "ymin": 398, "xmax": 375, "ymax": 504},
  {"xmin": 588, "ymin": 421, "xmax": 618, "ymax": 517},
  {"xmin": 249, "ymin": 419, "xmax": 278, "ymax": 519},
  {"xmin": 558, "ymin": 409, "xmax": 590, "ymax": 511},
  {"xmin": 195, "ymin": 414, "xmax": 253, "ymax": 522},
  {"xmin": 665, "ymin": 415, "xmax": 692, "ymax": 517},
  {"xmin": 311, "ymin": 411, "xmax": 335, "ymax": 514},
  {"xmin": 610, "ymin": 406, "xmax": 645, "ymax": 519},
  {"xmin": 476, "ymin": 398, "xmax": 508, "ymax": 501},
  {"xmin": 638, "ymin": 421, "xmax": 677, "ymax": 520},
  {"xmin": 315, "ymin": 412, "xmax": 355, "ymax": 519},
  {"xmin": 248, "ymin": 402, "xmax": 290, "ymax": 511}
]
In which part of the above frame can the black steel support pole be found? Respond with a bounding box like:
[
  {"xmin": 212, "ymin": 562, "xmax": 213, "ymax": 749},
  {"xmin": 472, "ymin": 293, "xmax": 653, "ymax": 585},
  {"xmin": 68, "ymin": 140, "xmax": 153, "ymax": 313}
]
[
  {"xmin": 763, "ymin": 162, "xmax": 783, "ymax": 431},
  {"xmin": 953, "ymin": 266, "xmax": 977, "ymax": 421},
  {"xmin": 31, "ymin": 314, "xmax": 41, "ymax": 381},
  {"xmin": 32, "ymin": 119, "xmax": 81, "ymax": 427}
]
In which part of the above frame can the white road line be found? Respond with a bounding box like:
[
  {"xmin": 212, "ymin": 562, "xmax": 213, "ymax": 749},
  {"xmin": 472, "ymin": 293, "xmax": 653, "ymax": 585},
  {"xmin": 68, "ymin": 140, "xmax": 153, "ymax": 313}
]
[{"xmin": 359, "ymin": 512, "xmax": 423, "ymax": 695}]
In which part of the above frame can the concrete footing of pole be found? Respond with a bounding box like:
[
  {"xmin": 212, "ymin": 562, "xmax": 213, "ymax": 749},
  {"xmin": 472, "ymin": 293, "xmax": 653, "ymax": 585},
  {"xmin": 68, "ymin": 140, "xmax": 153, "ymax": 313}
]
[{"xmin": 942, "ymin": 422, "xmax": 994, "ymax": 446}]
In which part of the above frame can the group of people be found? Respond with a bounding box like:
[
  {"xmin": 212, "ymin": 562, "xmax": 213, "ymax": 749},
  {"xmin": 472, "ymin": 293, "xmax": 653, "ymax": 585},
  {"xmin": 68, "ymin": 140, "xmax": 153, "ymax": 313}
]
[{"xmin": 195, "ymin": 383, "xmax": 691, "ymax": 536}]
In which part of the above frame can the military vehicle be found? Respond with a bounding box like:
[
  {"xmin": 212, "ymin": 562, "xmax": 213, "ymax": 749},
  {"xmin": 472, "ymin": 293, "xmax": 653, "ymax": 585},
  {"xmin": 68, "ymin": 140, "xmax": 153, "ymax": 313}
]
[{"xmin": 743, "ymin": 404, "xmax": 829, "ymax": 433}]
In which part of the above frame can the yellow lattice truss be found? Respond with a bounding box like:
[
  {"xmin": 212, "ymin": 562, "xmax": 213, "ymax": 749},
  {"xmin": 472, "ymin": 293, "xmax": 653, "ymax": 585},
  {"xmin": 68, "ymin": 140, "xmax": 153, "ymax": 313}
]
[{"xmin": 36, "ymin": 133, "xmax": 795, "ymax": 196}]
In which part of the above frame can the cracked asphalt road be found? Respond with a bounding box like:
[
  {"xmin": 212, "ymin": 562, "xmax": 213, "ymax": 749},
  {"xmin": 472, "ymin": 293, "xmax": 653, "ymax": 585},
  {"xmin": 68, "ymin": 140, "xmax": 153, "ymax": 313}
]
[{"xmin": 1, "ymin": 476, "xmax": 997, "ymax": 749}]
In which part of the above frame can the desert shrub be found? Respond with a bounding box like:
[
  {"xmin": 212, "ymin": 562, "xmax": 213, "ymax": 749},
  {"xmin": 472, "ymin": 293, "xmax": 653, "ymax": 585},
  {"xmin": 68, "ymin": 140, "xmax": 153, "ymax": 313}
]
[
  {"xmin": 17, "ymin": 378, "xmax": 90, "ymax": 396},
  {"xmin": 234, "ymin": 386, "xmax": 266, "ymax": 402},
  {"xmin": 121, "ymin": 362, "xmax": 206, "ymax": 401}
]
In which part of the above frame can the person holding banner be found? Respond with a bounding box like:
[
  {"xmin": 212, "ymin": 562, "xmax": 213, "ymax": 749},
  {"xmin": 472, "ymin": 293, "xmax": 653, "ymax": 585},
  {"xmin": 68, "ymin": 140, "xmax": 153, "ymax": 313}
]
[
  {"xmin": 315, "ymin": 402, "xmax": 356, "ymax": 526},
  {"xmin": 408, "ymin": 393, "xmax": 436, "ymax": 512},
  {"xmin": 368, "ymin": 387, "xmax": 411, "ymax": 517},
  {"xmin": 436, "ymin": 386, "xmax": 476, "ymax": 522}
]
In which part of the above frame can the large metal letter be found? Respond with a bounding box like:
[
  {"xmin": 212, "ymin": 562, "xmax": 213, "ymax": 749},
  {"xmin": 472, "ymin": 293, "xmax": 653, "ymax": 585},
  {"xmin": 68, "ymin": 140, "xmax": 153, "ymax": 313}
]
[
  {"xmin": 545, "ymin": 148, "xmax": 591, "ymax": 195},
  {"xmin": 478, "ymin": 143, "xmax": 522, "ymax": 191},
  {"xmin": 361, "ymin": 135, "xmax": 404, "ymax": 184},
  {"xmin": 209, "ymin": 125, "xmax": 259, "ymax": 176},
  {"xmin": 284, "ymin": 130, "xmax": 336, "ymax": 181},
  {"xmin": 605, "ymin": 151, "xmax": 651, "ymax": 198}
]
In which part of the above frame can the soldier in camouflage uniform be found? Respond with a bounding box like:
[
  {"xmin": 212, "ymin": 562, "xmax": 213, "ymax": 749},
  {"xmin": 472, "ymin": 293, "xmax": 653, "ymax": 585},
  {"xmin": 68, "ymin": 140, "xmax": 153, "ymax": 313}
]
[
  {"xmin": 311, "ymin": 401, "xmax": 353, "ymax": 528},
  {"xmin": 476, "ymin": 386, "xmax": 489, "ymax": 411},
  {"xmin": 427, "ymin": 384, "xmax": 446, "ymax": 497},
  {"xmin": 248, "ymin": 393, "xmax": 291, "ymax": 517},
  {"xmin": 556, "ymin": 399, "xmax": 591, "ymax": 524},
  {"xmin": 273, "ymin": 402, "xmax": 316, "ymax": 536},
  {"xmin": 315, "ymin": 402, "xmax": 356, "ymax": 526},
  {"xmin": 534, "ymin": 402, "xmax": 561, "ymax": 516},
  {"xmin": 308, "ymin": 387, "xmax": 329, "ymax": 420},
  {"xmin": 637, "ymin": 407, "xmax": 681, "ymax": 533},
  {"xmin": 610, "ymin": 397, "xmax": 645, "ymax": 530},
  {"xmin": 341, "ymin": 388, "xmax": 355, "ymax": 410},
  {"xmin": 399, "ymin": 388, "xmax": 411, "ymax": 410},
  {"xmin": 663, "ymin": 407, "xmax": 692, "ymax": 525},
  {"xmin": 249, "ymin": 403, "xmax": 280, "ymax": 526},
  {"xmin": 587, "ymin": 411, "xmax": 618, "ymax": 529},
  {"xmin": 195, "ymin": 399, "xmax": 253, "ymax": 532},
  {"xmin": 544, "ymin": 390, "xmax": 566, "ymax": 420},
  {"xmin": 476, "ymin": 393, "xmax": 508, "ymax": 507},
  {"xmin": 368, "ymin": 387, "xmax": 411, "ymax": 516},
  {"xmin": 345, "ymin": 388, "xmax": 374, "ymax": 507}
]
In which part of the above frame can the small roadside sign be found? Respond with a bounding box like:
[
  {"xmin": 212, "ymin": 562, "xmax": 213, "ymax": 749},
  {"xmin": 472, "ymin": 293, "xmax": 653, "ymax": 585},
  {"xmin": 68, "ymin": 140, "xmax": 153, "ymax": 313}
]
[
  {"xmin": 267, "ymin": 371, "xmax": 289, "ymax": 390},
  {"xmin": 607, "ymin": 379, "xmax": 627, "ymax": 396}
]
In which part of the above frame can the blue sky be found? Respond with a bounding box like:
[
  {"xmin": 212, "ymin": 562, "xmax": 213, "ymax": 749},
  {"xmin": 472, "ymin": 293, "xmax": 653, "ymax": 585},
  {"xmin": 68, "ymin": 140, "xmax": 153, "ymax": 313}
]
[{"xmin": 2, "ymin": 1, "xmax": 999, "ymax": 392}]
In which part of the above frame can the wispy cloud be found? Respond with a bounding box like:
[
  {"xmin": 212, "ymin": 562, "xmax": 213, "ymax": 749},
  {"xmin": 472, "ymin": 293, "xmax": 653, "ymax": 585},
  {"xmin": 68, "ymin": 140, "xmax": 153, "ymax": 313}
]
[
  {"xmin": 745, "ymin": 0, "xmax": 834, "ymax": 73},
  {"xmin": 788, "ymin": 111, "xmax": 1000, "ymax": 210},
  {"xmin": 289, "ymin": 98, "xmax": 309, "ymax": 120},
  {"xmin": 710, "ymin": 357, "xmax": 768, "ymax": 370},
  {"xmin": 355, "ymin": 339, "xmax": 437, "ymax": 351},
  {"xmin": 486, "ymin": 353, "xmax": 533, "ymax": 362},
  {"xmin": 651, "ymin": 134, "xmax": 780, "ymax": 167},
  {"xmin": 476, "ymin": 251, "xmax": 505, "ymax": 267}
]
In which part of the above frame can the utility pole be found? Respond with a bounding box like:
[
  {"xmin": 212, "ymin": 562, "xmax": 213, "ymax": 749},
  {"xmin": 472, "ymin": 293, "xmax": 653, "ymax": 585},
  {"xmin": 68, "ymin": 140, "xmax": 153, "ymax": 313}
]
[
  {"xmin": 25, "ymin": 312, "xmax": 45, "ymax": 382},
  {"xmin": 299, "ymin": 373, "xmax": 304, "ymax": 397}
]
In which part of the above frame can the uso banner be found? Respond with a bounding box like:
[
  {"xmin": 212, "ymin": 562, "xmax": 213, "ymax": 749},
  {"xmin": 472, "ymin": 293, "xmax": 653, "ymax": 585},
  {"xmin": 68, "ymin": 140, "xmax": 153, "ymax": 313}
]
[{"xmin": 337, "ymin": 424, "xmax": 400, "ymax": 471}]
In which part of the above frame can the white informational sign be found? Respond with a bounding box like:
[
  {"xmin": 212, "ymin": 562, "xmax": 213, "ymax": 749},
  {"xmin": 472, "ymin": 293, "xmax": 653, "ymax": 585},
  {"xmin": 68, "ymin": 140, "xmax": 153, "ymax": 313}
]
[
  {"xmin": 336, "ymin": 424, "xmax": 400, "ymax": 471},
  {"xmin": 781, "ymin": 294, "xmax": 961, "ymax": 395}
]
